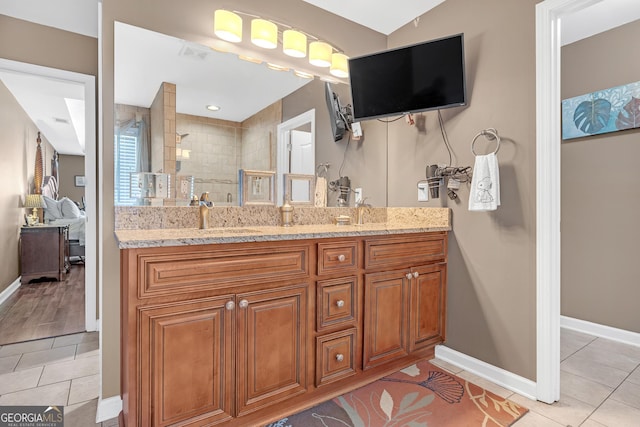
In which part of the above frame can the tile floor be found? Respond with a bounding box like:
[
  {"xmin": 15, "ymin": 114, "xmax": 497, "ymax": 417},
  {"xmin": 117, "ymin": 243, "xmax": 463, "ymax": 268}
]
[
  {"xmin": 0, "ymin": 331, "xmax": 118, "ymax": 426},
  {"xmin": 432, "ymin": 328, "xmax": 640, "ymax": 427},
  {"xmin": 0, "ymin": 328, "xmax": 638, "ymax": 426}
]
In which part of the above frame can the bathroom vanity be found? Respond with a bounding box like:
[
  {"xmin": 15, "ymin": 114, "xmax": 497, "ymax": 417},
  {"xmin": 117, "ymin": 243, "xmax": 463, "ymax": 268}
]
[{"xmin": 117, "ymin": 216, "xmax": 449, "ymax": 426}]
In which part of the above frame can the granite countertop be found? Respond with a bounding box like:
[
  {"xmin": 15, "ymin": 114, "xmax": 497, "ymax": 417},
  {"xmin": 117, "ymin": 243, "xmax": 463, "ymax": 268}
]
[{"xmin": 115, "ymin": 221, "xmax": 451, "ymax": 249}]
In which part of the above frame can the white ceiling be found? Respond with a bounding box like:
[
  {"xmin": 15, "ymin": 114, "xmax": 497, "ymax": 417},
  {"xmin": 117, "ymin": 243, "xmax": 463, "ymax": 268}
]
[
  {"xmin": 114, "ymin": 23, "xmax": 312, "ymax": 122},
  {"xmin": 1, "ymin": 0, "xmax": 640, "ymax": 154}
]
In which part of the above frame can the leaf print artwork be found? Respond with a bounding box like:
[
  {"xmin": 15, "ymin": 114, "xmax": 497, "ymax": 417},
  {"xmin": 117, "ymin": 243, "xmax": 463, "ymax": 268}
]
[
  {"xmin": 573, "ymin": 98, "xmax": 611, "ymax": 134},
  {"xmin": 615, "ymin": 97, "xmax": 640, "ymax": 130}
]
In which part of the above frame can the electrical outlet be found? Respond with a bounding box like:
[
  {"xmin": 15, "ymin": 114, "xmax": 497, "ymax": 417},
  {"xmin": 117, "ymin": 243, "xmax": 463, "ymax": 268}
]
[
  {"xmin": 417, "ymin": 182, "xmax": 429, "ymax": 201},
  {"xmin": 354, "ymin": 188, "xmax": 363, "ymax": 204}
]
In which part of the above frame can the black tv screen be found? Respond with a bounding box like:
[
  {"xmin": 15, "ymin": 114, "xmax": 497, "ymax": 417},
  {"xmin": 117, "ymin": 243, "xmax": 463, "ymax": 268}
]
[{"xmin": 348, "ymin": 34, "xmax": 466, "ymax": 121}]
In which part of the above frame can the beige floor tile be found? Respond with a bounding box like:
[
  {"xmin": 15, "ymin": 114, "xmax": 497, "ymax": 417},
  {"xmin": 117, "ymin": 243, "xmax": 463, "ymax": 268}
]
[
  {"xmin": 65, "ymin": 398, "xmax": 101, "ymax": 427},
  {"xmin": 455, "ymin": 370, "xmax": 514, "ymax": 399},
  {"xmin": 68, "ymin": 373, "xmax": 100, "ymax": 405},
  {"xmin": 588, "ymin": 338, "xmax": 640, "ymax": 362},
  {"xmin": 76, "ymin": 340, "xmax": 99, "ymax": 359},
  {"xmin": 610, "ymin": 380, "xmax": 640, "ymax": 411},
  {"xmin": 0, "ymin": 366, "xmax": 43, "ymax": 395},
  {"xmin": 0, "ymin": 381, "xmax": 70, "ymax": 406},
  {"xmin": 53, "ymin": 332, "xmax": 98, "ymax": 348},
  {"xmin": 572, "ymin": 343, "xmax": 640, "ymax": 373},
  {"xmin": 560, "ymin": 370, "xmax": 613, "ymax": 406},
  {"xmin": 590, "ymin": 398, "xmax": 640, "ymax": 427},
  {"xmin": 429, "ymin": 357, "xmax": 464, "ymax": 374},
  {"xmin": 511, "ymin": 410, "xmax": 564, "ymax": 426},
  {"xmin": 15, "ymin": 345, "xmax": 77, "ymax": 371},
  {"xmin": 560, "ymin": 328, "xmax": 596, "ymax": 361},
  {"xmin": 628, "ymin": 366, "xmax": 640, "ymax": 386},
  {"xmin": 561, "ymin": 355, "xmax": 629, "ymax": 388},
  {"xmin": 580, "ymin": 419, "xmax": 608, "ymax": 427},
  {"xmin": 39, "ymin": 355, "xmax": 99, "ymax": 386},
  {"xmin": 0, "ymin": 338, "xmax": 54, "ymax": 357},
  {"xmin": 0, "ymin": 354, "xmax": 20, "ymax": 374},
  {"xmin": 509, "ymin": 393, "xmax": 594, "ymax": 427}
]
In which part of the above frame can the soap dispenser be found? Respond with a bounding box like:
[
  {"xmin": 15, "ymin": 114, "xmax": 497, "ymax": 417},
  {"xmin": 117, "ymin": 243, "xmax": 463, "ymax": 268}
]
[{"xmin": 280, "ymin": 196, "xmax": 294, "ymax": 227}]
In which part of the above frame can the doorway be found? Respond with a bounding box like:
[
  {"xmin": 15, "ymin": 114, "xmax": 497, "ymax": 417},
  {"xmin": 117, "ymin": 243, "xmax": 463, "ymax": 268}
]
[{"xmin": 0, "ymin": 58, "xmax": 97, "ymax": 344}]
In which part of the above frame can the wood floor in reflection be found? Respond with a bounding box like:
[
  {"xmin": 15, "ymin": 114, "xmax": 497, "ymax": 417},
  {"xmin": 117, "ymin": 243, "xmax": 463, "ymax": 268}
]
[{"xmin": 0, "ymin": 264, "xmax": 85, "ymax": 345}]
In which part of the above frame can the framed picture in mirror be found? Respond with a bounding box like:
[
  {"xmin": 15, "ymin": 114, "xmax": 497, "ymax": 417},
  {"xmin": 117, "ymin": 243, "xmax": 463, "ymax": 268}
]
[
  {"xmin": 284, "ymin": 173, "xmax": 315, "ymax": 206},
  {"xmin": 239, "ymin": 170, "xmax": 276, "ymax": 206}
]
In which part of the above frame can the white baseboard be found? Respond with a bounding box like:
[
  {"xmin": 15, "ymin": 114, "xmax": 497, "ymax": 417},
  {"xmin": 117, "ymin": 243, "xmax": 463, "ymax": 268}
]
[
  {"xmin": 435, "ymin": 345, "xmax": 537, "ymax": 400},
  {"xmin": 0, "ymin": 277, "xmax": 20, "ymax": 306},
  {"xmin": 96, "ymin": 395, "xmax": 122, "ymax": 423},
  {"xmin": 561, "ymin": 315, "xmax": 640, "ymax": 348}
]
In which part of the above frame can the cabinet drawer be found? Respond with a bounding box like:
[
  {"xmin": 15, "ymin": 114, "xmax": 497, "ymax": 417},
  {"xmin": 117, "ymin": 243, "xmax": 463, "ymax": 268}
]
[
  {"xmin": 318, "ymin": 241, "xmax": 358, "ymax": 276},
  {"xmin": 137, "ymin": 245, "xmax": 309, "ymax": 298},
  {"xmin": 316, "ymin": 329, "xmax": 357, "ymax": 387},
  {"xmin": 365, "ymin": 233, "xmax": 446, "ymax": 270},
  {"xmin": 317, "ymin": 277, "xmax": 357, "ymax": 332}
]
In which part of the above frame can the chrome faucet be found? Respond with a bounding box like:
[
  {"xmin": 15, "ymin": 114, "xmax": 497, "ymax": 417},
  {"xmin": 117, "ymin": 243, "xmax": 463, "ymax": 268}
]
[
  {"xmin": 198, "ymin": 192, "xmax": 213, "ymax": 229},
  {"xmin": 355, "ymin": 198, "xmax": 371, "ymax": 225}
]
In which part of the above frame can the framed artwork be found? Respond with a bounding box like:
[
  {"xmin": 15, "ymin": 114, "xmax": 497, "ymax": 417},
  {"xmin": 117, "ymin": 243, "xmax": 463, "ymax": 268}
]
[
  {"xmin": 562, "ymin": 80, "xmax": 640, "ymax": 140},
  {"xmin": 74, "ymin": 175, "xmax": 86, "ymax": 187},
  {"xmin": 238, "ymin": 170, "xmax": 275, "ymax": 206}
]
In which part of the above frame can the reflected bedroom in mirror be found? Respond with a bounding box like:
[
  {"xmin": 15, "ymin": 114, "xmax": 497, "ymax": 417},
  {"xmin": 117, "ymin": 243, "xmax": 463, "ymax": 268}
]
[{"xmin": 114, "ymin": 22, "xmax": 326, "ymax": 207}]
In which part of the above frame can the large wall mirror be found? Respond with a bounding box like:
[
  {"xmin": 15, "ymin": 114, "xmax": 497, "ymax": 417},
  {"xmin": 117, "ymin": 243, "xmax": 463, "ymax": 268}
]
[{"xmin": 114, "ymin": 22, "xmax": 319, "ymax": 207}]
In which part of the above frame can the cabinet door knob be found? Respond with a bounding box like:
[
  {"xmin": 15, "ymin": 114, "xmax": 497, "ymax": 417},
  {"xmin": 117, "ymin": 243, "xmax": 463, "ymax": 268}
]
[
  {"xmin": 335, "ymin": 353, "xmax": 344, "ymax": 362},
  {"xmin": 239, "ymin": 299, "xmax": 249, "ymax": 309},
  {"xmin": 413, "ymin": 271, "xmax": 420, "ymax": 278},
  {"xmin": 337, "ymin": 254, "xmax": 346, "ymax": 262},
  {"xmin": 406, "ymin": 273, "xmax": 413, "ymax": 280},
  {"xmin": 336, "ymin": 300, "xmax": 345, "ymax": 308},
  {"xmin": 225, "ymin": 301, "xmax": 235, "ymax": 310}
]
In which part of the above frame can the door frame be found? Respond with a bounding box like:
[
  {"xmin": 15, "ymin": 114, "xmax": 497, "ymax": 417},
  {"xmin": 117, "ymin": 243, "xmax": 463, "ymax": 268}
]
[
  {"xmin": 276, "ymin": 109, "xmax": 315, "ymax": 206},
  {"xmin": 0, "ymin": 58, "xmax": 98, "ymax": 332},
  {"xmin": 535, "ymin": 0, "xmax": 602, "ymax": 403}
]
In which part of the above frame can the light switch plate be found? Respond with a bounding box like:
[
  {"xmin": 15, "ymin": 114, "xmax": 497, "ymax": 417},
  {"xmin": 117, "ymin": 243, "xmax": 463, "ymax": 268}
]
[{"xmin": 418, "ymin": 182, "xmax": 429, "ymax": 201}]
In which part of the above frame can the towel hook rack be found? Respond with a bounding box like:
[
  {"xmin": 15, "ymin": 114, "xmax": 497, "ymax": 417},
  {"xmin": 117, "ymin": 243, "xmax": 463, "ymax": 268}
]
[
  {"xmin": 471, "ymin": 128, "xmax": 501, "ymax": 156},
  {"xmin": 316, "ymin": 163, "xmax": 330, "ymax": 178}
]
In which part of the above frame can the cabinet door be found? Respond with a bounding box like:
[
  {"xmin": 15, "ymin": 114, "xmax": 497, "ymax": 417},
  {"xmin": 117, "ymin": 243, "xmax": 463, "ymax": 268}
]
[
  {"xmin": 363, "ymin": 270, "xmax": 410, "ymax": 370},
  {"xmin": 236, "ymin": 284, "xmax": 308, "ymax": 416},
  {"xmin": 139, "ymin": 296, "xmax": 233, "ymax": 427},
  {"xmin": 409, "ymin": 264, "xmax": 447, "ymax": 352}
]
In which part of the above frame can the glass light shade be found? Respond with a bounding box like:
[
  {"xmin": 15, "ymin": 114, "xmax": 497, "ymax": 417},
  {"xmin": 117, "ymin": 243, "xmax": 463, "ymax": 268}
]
[
  {"xmin": 283, "ymin": 30, "xmax": 307, "ymax": 58},
  {"xmin": 214, "ymin": 10, "xmax": 242, "ymax": 43},
  {"xmin": 251, "ymin": 19, "xmax": 278, "ymax": 49},
  {"xmin": 309, "ymin": 41, "xmax": 332, "ymax": 67},
  {"xmin": 182, "ymin": 150, "xmax": 191, "ymax": 159},
  {"xmin": 330, "ymin": 53, "xmax": 349, "ymax": 78}
]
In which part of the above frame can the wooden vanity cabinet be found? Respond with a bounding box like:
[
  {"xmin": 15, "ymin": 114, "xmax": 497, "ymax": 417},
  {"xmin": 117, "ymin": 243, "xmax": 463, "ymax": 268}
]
[{"xmin": 120, "ymin": 232, "xmax": 447, "ymax": 427}]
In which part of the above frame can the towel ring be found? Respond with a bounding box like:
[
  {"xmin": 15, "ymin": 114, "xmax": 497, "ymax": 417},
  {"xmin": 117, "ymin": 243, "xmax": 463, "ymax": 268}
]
[{"xmin": 471, "ymin": 128, "xmax": 501, "ymax": 156}]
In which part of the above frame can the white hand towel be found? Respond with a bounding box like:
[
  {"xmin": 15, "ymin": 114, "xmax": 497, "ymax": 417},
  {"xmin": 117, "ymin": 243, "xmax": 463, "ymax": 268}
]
[
  {"xmin": 469, "ymin": 153, "xmax": 500, "ymax": 211},
  {"xmin": 314, "ymin": 176, "xmax": 327, "ymax": 207}
]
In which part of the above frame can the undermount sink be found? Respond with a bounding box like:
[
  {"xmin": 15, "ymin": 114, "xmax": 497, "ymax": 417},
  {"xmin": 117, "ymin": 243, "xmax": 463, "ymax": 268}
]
[{"xmin": 199, "ymin": 227, "xmax": 262, "ymax": 234}]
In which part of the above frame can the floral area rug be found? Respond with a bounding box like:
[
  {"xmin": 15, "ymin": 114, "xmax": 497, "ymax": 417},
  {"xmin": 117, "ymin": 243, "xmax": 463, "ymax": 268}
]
[{"xmin": 266, "ymin": 359, "xmax": 528, "ymax": 427}]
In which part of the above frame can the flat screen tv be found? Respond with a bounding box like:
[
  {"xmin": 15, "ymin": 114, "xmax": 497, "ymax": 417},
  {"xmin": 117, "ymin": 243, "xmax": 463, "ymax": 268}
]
[{"xmin": 348, "ymin": 33, "xmax": 466, "ymax": 121}]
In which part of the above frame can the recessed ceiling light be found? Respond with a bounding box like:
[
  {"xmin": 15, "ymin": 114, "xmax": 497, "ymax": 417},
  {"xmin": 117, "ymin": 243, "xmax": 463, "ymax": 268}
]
[{"xmin": 206, "ymin": 105, "xmax": 220, "ymax": 111}]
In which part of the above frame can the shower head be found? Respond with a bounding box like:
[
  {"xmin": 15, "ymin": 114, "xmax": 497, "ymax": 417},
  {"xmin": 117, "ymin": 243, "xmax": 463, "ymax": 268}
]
[{"xmin": 176, "ymin": 133, "xmax": 189, "ymax": 143}]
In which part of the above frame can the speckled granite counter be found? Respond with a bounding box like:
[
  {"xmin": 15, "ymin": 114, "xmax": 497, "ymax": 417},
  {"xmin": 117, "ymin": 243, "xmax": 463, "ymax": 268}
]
[{"xmin": 115, "ymin": 207, "xmax": 451, "ymax": 249}]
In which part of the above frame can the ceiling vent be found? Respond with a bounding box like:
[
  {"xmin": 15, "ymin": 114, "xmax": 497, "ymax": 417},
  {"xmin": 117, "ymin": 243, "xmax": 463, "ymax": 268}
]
[
  {"xmin": 53, "ymin": 117, "xmax": 70, "ymax": 124},
  {"xmin": 178, "ymin": 43, "xmax": 211, "ymax": 61}
]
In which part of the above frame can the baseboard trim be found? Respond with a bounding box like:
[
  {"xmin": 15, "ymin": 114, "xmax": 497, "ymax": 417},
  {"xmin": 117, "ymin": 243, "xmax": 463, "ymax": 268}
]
[
  {"xmin": 561, "ymin": 315, "xmax": 640, "ymax": 348},
  {"xmin": 435, "ymin": 345, "xmax": 537, "ymax": 400},
  {"xmin": 96, "ymin": 396, "xmax": 122, "ymax": 423},
  {"xmin": 0, "ymin": 277, "xmax": 20, "ymax": 306}
]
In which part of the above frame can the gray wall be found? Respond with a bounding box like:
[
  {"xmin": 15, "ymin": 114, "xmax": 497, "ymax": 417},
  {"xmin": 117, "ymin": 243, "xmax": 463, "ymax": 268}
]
[
  {"xmin": 58, "ymin": 155, "xmax": 85, "ymax": 203},
  {"xmin": 388, "ymin": 0, "xmax": 538, "ymax": 380},
  {"xmin": 561, "ymin": 20, "xmax": 640, "ymax": 333}
]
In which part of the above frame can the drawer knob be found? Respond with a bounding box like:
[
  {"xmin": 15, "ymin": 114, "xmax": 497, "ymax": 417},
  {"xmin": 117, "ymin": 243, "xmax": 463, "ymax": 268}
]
[
  {"xmin": 336, "ymin": 300, "xmax": 345, "ymax": 308},
  {"xmin": 335, "ymin": 353, "xmax": 344, "ymax": 362},
  {"xmin": 413, "ymin": 271, "xmax": 420, "ymax": 278},
  {"xmin": 337, "ymin": 254, "xmax": 346, "ymax": 262},
  {"xmin": 406, "ymin": 273, "xmax": 413, "ymax": 280},
  {"xmin": 225, "ymin": 301, "xmax": 235, "ymax": 311},
  {"xmin": 239, "ymin": 299, "xmax": 249, "ymax": 309}
]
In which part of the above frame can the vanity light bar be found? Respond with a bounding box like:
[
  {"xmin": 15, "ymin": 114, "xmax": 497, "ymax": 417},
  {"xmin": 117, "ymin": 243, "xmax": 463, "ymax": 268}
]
[{"xmin": 213, "ymin": 9, "xmax": 349, "ymax": 76}]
